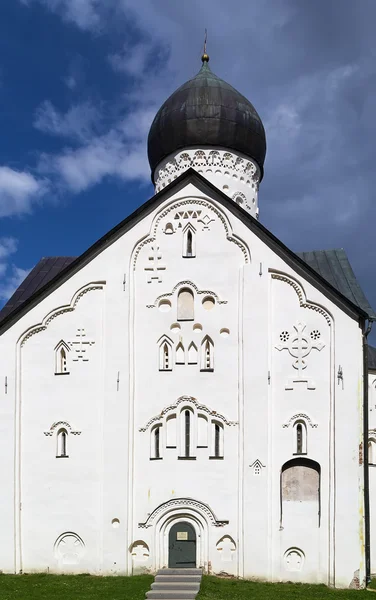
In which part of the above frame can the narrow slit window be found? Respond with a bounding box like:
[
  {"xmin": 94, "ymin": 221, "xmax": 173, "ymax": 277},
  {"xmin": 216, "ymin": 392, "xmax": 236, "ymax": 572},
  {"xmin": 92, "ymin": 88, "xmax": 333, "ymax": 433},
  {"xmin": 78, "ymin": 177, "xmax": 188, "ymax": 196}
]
[
  {"xmin": 293, "ymin": 421, "xmax": 307, "ymax": 454},
  {"xmin": 211, "ymin": 421, "xmax": 223, "ymax": 458},
  {"xmin": 185, "ymin": 410, "xmax": 190, "ymax": 457},
  {"xmin": 155, "ymin": 427, "xmax": 160, "ymax": 459},
  {"xmin": 183, "ymin": 226, "xmax": 196, "ymax": 258},
  {"xmin": 159, "ymin": 337, "xmax": 173, "ymax": 371},
  {"xmin": 215, "ymin": 423, "xmax": 220, "ymax": 457},
  {"xmin": 57, "ymin": 429, "xmax": 68, "ymax": 458},
  {"xmin": 55, "ymin": 341, "xmax": 70, "ymax": 375},
  {"xmin": 201, "ymin": 336, "xmax": 214, "ymax": 371},
  {"xmin": 296, "ymin": 424, "xmax": 303, "ymax": 454}
]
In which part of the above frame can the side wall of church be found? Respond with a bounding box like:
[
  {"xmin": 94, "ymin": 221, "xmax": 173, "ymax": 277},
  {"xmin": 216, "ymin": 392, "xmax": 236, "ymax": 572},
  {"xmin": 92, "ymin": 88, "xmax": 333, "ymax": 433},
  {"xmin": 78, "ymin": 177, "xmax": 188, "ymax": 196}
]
[
  {"xmin": 368, "ymin": 369, "xmax": 376, "ymax": 575},
  {"xmin": 0, "ymin": 179, "xmax": 365, "ymax": 587}
]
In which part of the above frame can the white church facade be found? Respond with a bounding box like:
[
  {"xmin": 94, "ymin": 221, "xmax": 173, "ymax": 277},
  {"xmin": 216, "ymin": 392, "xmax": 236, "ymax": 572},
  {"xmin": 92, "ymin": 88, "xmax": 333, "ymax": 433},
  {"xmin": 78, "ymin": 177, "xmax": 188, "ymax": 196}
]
[{"xmin": 0, "ymin": 54, "xmax": 375, "ymax": 589}]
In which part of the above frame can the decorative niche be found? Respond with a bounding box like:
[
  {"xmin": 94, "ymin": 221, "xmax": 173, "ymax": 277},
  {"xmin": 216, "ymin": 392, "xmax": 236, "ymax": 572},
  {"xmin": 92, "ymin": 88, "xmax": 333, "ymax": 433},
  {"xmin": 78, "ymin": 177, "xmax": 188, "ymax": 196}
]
[{"xmin": 55, "ymin": 340, "xmax": 70, "ymax": 375}]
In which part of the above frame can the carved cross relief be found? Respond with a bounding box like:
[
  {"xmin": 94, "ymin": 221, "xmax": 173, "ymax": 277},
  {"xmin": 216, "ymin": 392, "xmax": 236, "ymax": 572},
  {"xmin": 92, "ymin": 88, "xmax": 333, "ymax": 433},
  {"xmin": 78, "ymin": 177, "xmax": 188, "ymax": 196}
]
[
  {"xmin": 68, "ymin": 328, "xmax": 95, "ymax": 362},
  {"xmin": 275, "ymin": 321, "xmax": 325, "ymax": 390},
  {"xmin": 145, "ymin": 245, "xmax": 166, "ymax": 283}
]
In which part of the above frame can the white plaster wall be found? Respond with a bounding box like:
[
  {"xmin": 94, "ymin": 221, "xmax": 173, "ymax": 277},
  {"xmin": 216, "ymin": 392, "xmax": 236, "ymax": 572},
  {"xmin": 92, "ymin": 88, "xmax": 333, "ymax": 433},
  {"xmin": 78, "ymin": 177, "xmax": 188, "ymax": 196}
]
[
  {"xmin": 0, "ymin": 176, "xmax": 365, "ymax": 587},
  {"xmin": 368, "ymin": 369, "xmax": 376, "ymax": 575}
]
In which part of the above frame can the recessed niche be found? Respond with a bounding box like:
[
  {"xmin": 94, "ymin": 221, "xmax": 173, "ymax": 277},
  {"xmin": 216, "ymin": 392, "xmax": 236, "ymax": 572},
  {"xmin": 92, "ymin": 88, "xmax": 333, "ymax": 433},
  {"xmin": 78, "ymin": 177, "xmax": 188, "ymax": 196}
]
[
  {"xmin": 222, "ymin": 184, "xmax": 229, "ymax": 190},
  {"xmin": 220, "ymin": 328, "xmax": 230, "ymax": 338},
  {"xmin": 112, "ymin": 519, "xmax": 120, "ymax": 529},
  {"xmin": 158, "ymin": 299, "xmax": 171, "ymax": 312},
  {"xmin": 170, "ymin": 323, "xmax": 181, "ymax": 333},
  {"xmin": 202, "ymin": 296, "xmax": 215, "ymax": 310},
  {"xmin": 193, "ymin": 323, "xmax": 203, "ymax": 333}
]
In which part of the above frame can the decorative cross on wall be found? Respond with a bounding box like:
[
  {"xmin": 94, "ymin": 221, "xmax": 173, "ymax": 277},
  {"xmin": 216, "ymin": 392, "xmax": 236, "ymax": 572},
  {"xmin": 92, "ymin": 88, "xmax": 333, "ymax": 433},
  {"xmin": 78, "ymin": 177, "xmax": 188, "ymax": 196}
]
[
  {"xmin": 275, "ymin": 321, "xmax": 325, "ymax": 390},
  {"xmin": 144, "ymin": 245, "xmax": 166, "ymax": 283},
  {"xmin": 68, "ymin": 328, "xmax": 95, "ymax": 362}
]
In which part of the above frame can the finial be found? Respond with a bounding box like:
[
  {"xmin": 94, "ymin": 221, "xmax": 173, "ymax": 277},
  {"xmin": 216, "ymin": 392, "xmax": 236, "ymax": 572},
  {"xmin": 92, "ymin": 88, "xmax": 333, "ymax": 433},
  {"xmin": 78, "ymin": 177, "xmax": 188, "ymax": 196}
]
[{"xmin": 201, "ymin": 28, "xmax": 209, "ymax": 63}]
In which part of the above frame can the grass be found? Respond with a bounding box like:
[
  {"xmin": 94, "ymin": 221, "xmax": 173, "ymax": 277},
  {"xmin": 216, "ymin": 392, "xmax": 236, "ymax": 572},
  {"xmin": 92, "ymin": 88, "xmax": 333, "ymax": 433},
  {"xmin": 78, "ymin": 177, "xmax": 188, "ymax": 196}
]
[
  {"xmin": 0, "ymin": 573, "xmax": 153, "ymax": 600},
  {"xmin": 197, "ymin": 576, "xmax": 369, "ymax": 599},
  {"xmin": 0, "ymin": 573, "xmax": 373, "ymax": 600}
]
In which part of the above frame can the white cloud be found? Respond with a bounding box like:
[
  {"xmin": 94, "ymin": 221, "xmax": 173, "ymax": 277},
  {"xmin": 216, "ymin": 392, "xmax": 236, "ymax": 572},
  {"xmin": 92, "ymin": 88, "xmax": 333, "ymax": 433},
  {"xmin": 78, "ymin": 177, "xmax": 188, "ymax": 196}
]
[
  {"xmin": 0, "ymin": 237, "xmax": 30, "ymax": 303},
  {"xmin": 34, "ymin": 100, "xmax": 100, "ymax": 142},
  {"xmin": 0, "ymin": 167, "xmax": 47, "ymax": 217},
  {"xmin": 20, "ymin": 0, "xmax": 102, "ymax": 30},
  {"xmin": 109, "ymin": 42, "xmax": 153, "ymax": 77}
]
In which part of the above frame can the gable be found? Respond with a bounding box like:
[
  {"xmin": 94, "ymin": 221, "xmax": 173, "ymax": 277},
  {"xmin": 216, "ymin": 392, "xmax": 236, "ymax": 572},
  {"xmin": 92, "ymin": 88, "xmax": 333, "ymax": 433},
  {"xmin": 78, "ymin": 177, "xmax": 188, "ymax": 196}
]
[{"xmin": 0, "ymin": 168, "xmax": 373, "ymax": 334}]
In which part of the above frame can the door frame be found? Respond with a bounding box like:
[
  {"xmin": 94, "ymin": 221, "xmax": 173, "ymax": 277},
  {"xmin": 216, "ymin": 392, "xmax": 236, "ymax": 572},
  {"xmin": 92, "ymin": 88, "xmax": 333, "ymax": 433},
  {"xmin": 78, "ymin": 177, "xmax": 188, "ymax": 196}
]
[{"xmin": 154, "ymin": 512, "xmax": 208, "ymax": 571}]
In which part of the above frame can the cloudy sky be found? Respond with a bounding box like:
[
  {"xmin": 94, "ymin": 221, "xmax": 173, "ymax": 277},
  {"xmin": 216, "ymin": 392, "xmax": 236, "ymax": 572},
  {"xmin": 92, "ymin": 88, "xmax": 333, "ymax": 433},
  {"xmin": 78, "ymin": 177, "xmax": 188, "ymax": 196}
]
[{"xmin": 1, "ymin": 1, "xmax": 376, "ymax": 331}]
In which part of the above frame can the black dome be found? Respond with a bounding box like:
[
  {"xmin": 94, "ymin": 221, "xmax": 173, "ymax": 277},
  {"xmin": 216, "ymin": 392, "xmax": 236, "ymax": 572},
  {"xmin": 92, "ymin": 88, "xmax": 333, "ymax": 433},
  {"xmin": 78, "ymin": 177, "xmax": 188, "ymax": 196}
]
[{"xmin": 148, "ymin": 60, "xmax": 266, "ymax": 182}]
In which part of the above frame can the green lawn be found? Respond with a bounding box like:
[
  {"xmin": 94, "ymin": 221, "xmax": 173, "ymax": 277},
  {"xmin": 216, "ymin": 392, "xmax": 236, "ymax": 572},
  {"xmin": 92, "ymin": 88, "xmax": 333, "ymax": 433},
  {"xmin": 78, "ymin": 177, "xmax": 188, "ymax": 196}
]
[
  {"xmin": 197, "ymin": 576, "xmax": 368, "ymax": 600},
  {"xmin": 0, "ymin": 573, "xmax": 153, "ymax": 600},
  {"xmin": 0, "ymin": 573, "xmax": 373, "ymax": 600}
]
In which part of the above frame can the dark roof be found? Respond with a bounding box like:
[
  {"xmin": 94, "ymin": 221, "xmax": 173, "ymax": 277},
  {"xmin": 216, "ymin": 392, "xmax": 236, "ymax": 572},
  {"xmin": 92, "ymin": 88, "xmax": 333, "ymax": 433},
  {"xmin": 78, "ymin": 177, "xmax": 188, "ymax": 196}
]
[
  {"xmin": 0, "ymin": 257, "xmax": 76, "ymax": 323},
  {"xmin": 368, "ymin": 345, "xmax": 376, "ymax": 370},
  {"xmin": 147, "ymin": 60, "xmax": 266, "ymax": 181},
  {"xmin": 0, "ymin": 169, "xmax": 374, "ymax": 333},
  {"xmin": 296, "ymin": 249, "xmax": 376, "ymax": 320}
]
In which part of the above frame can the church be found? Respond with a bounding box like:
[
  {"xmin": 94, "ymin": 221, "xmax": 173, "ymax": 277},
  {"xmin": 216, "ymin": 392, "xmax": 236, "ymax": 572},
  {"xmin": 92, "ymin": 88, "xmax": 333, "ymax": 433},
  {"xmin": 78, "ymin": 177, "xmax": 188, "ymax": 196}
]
[{"xmin": 0, "ymin": 52, "xmax": 375, "ymax": 589}]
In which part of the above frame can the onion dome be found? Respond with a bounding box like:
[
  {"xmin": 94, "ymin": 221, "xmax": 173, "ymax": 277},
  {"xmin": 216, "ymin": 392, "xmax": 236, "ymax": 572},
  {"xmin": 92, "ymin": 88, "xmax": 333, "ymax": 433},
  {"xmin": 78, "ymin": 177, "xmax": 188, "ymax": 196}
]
[{"xmin": 147, "ymin": 55, "xmax": 266, "ymax": 182}]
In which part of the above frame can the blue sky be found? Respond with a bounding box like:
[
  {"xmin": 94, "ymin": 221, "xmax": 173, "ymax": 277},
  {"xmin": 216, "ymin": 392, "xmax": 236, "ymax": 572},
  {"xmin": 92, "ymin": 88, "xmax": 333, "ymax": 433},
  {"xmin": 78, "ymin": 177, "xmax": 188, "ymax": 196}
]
[{"xmin": 1, "ymin": 1, "xmax": 376, "ymax": 333}]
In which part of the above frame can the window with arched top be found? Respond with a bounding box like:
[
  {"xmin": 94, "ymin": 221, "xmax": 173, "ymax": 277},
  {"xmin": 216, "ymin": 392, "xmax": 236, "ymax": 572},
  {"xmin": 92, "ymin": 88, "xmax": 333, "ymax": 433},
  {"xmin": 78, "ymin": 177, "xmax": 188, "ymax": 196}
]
[
  {"xmin": 200, "ymin": 336, "xmax": 214, "ymax": 371},
  {"xmin": 151, "ymin": 425, "xmax": 162, "ymax": 459},
  {"xmin": 369, "ymin": 438, "xmax": 376, "ymax": 465},
  {"xmin": 281, "ymin": 458, "xmax": 321, "ymax": 527},
  {"xmin": 293, "ymin": 420, "xmax": 307, "ymax": 455},
  {"xmin": 182, "ymin": 225, "xmax": 196, "ymax": 258},
  {"xmin": 177, "ymin": 288, "xmax": 194, "ymax": 321},
  {"xmin": 210, "ymin": 421, "xmax": 224, "ymax": 459},
  {"xmin": 57, "ymin": 429, "xmax": 68, "ymax": 458},
  {"xmin": 158, "ymin": 336, "xmax": 173, "ymax": 371},
  {"xmin": 178, "ymin": 408, "xmax": 195, "ymax": 459},
  {"xmin": 55, "ymin": 341, "xmax": 70, "ymax": 375}
]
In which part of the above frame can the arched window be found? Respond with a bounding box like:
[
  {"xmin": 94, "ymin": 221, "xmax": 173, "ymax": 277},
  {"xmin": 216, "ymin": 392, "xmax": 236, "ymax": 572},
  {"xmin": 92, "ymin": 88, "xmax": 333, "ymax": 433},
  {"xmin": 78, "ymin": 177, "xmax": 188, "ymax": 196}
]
[
  {"xmin": 177, "ymin": 288, "xmax": 194, "ymax": 321},
  {"xmin": 211, "ymin": 421, "xmax": 224, "ymax": 458},
  {"xmin": 176, "ymin": 342, "xmax": 185, "ymax": 365},
  {"xmin": 184, "ymin": 410, "xmax": 191, "ymax": 457},
  {"xmin": 57, "ymin": 429, "xmax": 68, "ymax": 458},
  {"xmin": 293, "ymin": 421, "xmax": 307, "ymax": 455},
  {"xmin": 369, "ymin": 439, "xmax": 376, "ymax": 465},
  {"xmin": 55, "ymin": 341, "xmax": 70, "ymax": 375},
  {"xmin": 201, "ymin": 336, "xmax": 214, "ymax": 371},
  {"xmin": 188, "ymin": 342, "xmax": 198, "ymax": 364},
  {"xmin": 183, "ymin": 225, "xmax": 196, "ymax": 258},
  {"xmin": 151, "ymin": 425, "xmax": 162, "ymax": 459},
  {"xmin": 158, "ymin": 336, "xmax": 173, "ymax": 371}
]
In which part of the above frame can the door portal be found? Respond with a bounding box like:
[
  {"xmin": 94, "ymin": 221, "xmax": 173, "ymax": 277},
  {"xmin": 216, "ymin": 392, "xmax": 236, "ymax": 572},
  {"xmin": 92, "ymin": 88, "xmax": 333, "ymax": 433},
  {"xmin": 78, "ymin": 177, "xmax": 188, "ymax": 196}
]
[{"xmin": 168, "ymin": 522, "xmax": 196, "ymax": 568}]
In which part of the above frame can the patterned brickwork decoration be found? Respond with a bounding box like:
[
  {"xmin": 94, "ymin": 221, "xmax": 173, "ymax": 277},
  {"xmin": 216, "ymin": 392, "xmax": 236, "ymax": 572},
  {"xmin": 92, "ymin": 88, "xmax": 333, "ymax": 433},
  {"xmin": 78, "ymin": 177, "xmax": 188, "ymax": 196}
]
[
  {"xmin": 282, "ymin": 413, "xmax": 318, "ymax": 428},
  {"xmin": 133, "ymin": 199, "xmax": 251, "ymax": 270},
  {"xmin": 139, "ymin": 395, "xmax": 238, "ymax": 432},
  {"xmin": 19, "ymin": 283, "xmax": 105, "ymax": 347},
  {"xmin": 68, "ymin": 328, "xmax": 95, "ymax": 362},
  {"xmin": 275, "ymin": 321, "xmax": 325, "ymax": 390},
  {"xmin": 249, "ymin": 459, "xmax": 265, "ymax": 475},
  {"xmin": 44, "ymin": 421, "xmax": 81, "ymax": 436},
  {"xmin": 154, "ymin": 149, "xmax": 259, "ymax": 192},
  {"xmin": 148, "ymin": 280, "xmax": 227, "ymax": 309},
  {"xmin": 144, "ymin": 244, "xmax": 166, "ymax": 283},
  {"xmin": 138, "ymin": 497, "xmax": 229, "ymax": 528}
]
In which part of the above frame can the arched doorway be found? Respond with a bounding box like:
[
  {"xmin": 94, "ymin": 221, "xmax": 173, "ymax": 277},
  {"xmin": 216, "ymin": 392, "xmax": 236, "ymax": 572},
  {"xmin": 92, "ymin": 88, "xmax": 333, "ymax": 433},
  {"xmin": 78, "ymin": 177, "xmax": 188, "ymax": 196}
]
[{"xmin": 168, "ymin": 521, "xmax": 196, "ymax": 568}]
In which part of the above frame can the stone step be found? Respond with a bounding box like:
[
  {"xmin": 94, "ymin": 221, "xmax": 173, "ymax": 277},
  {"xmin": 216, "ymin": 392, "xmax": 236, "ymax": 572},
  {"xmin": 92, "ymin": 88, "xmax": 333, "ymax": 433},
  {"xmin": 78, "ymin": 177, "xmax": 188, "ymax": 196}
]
[
  {"xmin": 151, "ymin": 582, "xmax": 200, "ymax": 590},
  {"xmin": 156, "ymin": 568, "xmax": 202, "ymax": 576},
  {"xmin": 146, "ymin": 592, "xmax": 198, "ymax": 599},
  {"xmin": 155, "ymin": 575, "xmax": 201, "ymax": 583}
]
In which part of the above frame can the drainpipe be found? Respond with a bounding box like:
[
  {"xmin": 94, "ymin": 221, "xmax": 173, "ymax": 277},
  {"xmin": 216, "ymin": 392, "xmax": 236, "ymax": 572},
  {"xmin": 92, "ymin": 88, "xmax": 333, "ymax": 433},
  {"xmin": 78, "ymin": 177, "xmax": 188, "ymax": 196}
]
[{"xmin": 363, "ymin": 318, "xmax": 373, "ymax": 586}]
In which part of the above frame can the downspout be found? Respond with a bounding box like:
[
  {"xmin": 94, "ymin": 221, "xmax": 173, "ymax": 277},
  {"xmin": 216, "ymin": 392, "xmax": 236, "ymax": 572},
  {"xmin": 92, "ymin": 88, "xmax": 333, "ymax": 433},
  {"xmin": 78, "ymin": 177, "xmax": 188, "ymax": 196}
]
[{"xmin": 363, "ymin": 318, "xmax": 373, "ymax": 586}]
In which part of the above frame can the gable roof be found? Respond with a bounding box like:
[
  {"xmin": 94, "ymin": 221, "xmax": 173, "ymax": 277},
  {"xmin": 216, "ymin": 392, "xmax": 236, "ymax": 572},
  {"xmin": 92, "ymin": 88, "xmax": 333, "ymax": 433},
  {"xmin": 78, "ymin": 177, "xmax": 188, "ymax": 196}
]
[
  {"xmin": 0, "ymin": 257, "xmax": 76, "ymax": 324},
  {"xmin": 297, "ymin": 249, "xmax": 375, "ymax": 320},
  {"xmin": 0, "ymin": 168, "xmax": 374, "ymax": 334}
]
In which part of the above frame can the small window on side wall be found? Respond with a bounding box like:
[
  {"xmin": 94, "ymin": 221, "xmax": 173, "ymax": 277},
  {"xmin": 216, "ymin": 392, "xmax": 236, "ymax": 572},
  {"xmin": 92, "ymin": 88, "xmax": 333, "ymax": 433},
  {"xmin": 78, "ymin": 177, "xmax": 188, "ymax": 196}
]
[
  {"xmin": 210, "ymin": 421, "xmax": 224, "ymax": 459},
  {"xmin": 369, "ymin": 439, "xmax": 376, "ymax": 465},
  {"xmin": 293, "ymin": 421, "xmax": 307, "ymax": 455},
  {"xmin": 55, "ymin": 341, "xmax": 70, "ymax": 375},
  {"xmin": 182, "ymin": 225, "xmax": 196, "ymax": 258},
  {"xmin": 57, "ymin": 429, "xmax": 68, "ymax": 458},
  {"xmin": 151, "ymin": 425, "xmax": 162, "ymax": 460}
]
